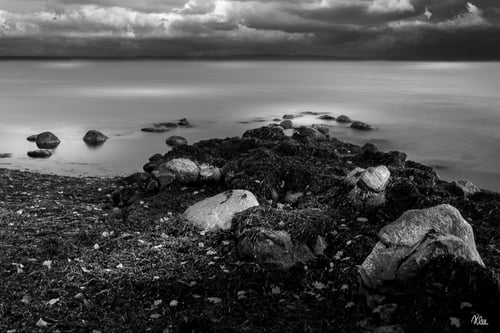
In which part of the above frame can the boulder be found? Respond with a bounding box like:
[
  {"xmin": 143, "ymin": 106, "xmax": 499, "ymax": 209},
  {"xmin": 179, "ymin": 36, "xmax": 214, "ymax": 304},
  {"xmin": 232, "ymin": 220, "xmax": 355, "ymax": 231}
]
[
  {"xmin": 148, "ymin": 153, "xmax": 164, "ymax": 162},
  {"xmin": 35, "ymin": 132, "xmax": 60, "ymax": 149},
  {"xmin": 346, "ymin": 167, "xmax": 366, "ymax": 185},
  {"xmin": 178, "ymin": 118, "xmax": 191, "ymax": 126},
  {"xmin": 292, "ymin": 126, "xmax": 327, "ymax": 141},
  {"xmin": 83, "ymin": 130, "xmax": 108, "ymax": 146},
  {"xmin": 452, "ymin": 180, "xmax": 481, "ymax": 198},
  {"xmin": 283, "ymin": 114, "xmax": 295, "ymax": 120},
  {"xmin": 27, "ymin": 135, "xmax": 38, "ymax": 142},
  {"xmin": 158, "ymin": 158, "xmax": 200, "ymax": 183},
  {"xmin": 359, "ymin": 204, "xmax": 484, "ymax": 294},
  {"xmin": 359, "ymin": 166, "xmax": 391, "ymax": 193},
  {"xmin": 184, "ymin": 190, "xmax": 259, "ymax": 230},
  {"xmin": 199, "ymin": 163, "xmax": 222, "ymax": 182},
  {"xmin": 237, "ymin": 228, "xmax": 315, "ymax": 268},
  {"xmin": 336, "ymin": 115, "xmax": 352, "ymax": 123},
  {"xmin": 27, "ymin": 150, "xmax": 52, "ymax": 158},
  {"xmin": 166, "ymin": 136, "xmax": 188, "ymax": 147},
  {"xmin": 143, "ymin": 161, "xmax": 160, "ymax": 173},
  {"xmin": 319, "ymin": 114, "xmax": 336, "ymax": 121},
  {"xmin": 242, "ymin": 126, "xmax": 285, "ymax": 141},
  {"xmin": 279, "ymin": 120, "xmax": 293, "ymax": 130},
  {"xmin": 283, "ymin": 129, "xmax": 296, "ymax": 137},
  {"xmin": 351, "ymin": 121, "xmax": 374, "ymax": 131},
  {"xmin": 311, "ymin": 124, "xmax": 330, "ymax": 137}
]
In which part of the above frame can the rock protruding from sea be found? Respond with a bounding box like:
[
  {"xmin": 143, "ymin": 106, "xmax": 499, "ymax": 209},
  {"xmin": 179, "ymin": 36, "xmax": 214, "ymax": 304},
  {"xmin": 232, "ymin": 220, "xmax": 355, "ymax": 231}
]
[
  {"xmin": 237, "ymin": 229, "xmax": 315, "ymax": 268},
  {"xmin": 283, "ymin": 114, "xmax": 295, "ymax": 120},
  {"xmin": 27, "ymin": 150, "xmax": 52, "ymax": 158},
  {"xmin": 336, "ymin": 115, "xmax": 352, "ymax": 123},
  {"xmin": 348, "ymin": 166, "xmax": 390, "ymax": 211},
  {"xmin": 319, "ymin": 114, "xmax": 336, "ymax": 121},
  {"xmin": 292, "ymin": 126, "xmax": 328, "ymax": 142},
  {"xmin": 242, "ymin": 126, "xmax": 285, "ymax": 141},
  {"xmin": 359, "ymin": 204, "xmax": 484, "ymax": 294},
  {"xmin": 166, "ymin": 136, "xmax": 188, "ymax": 147},
  {"xmin": 351, "ymin": 121, "xmax": 374, "ymax": 131},
  {"xmin": 27, "ymin": 135, "xmax": 38, "ymax": 142},
  {"xmin": 83, "ymin": 130, "xmax": 108, "ymax": 146},
  {"xmin": 279, "ymin": 120, "xmax": 293, "ymax": 130},
  {"xmin": 184, "ymin": 190, "xmax": 259, "ymax": 231},
  {"xmin": 157, "ymin": 158, "xmax": 200, "ymax": 183},
  {"xmin": 35, "ymin": 132, "xmax": 60, "ymax": 149}
]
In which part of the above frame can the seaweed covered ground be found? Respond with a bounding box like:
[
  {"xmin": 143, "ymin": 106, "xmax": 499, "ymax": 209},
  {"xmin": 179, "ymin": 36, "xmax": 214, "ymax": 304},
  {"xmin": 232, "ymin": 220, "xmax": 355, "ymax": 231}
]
[{"xmin": 1, "ymin": 125, "xmax": 500, "ymax": 332}]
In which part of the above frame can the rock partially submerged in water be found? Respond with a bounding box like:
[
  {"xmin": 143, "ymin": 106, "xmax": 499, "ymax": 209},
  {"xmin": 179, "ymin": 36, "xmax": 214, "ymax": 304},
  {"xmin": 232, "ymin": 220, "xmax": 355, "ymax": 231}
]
[
  {"xmin": 319, "ymin": 114, "xmax": 336, "ymax": 121},
  {"xmin": 336, "ymin": 115, "xmax": 352, "ymax": 123},
  {"xmin": 166, "ymin": 136, "xmax": 188, "ymax": 147},
  {"xmin": 279, "ymin": 120, "xmax": 293, "ymax": 130},
  {"xmin": 359, "ymin": 204, "xmax": 484, "ymax": 294},
  {"xmin": 184, "ymin": 190, "xmax": 259, "ymax": 231},
  {"xmin": 27, "ymin": 150, "xmax": 52, "ymax": 158},
  {"xmin": 36, "ymin": 132, "xmax": 60, "ymax": 149},
  {"xmin": 83, "ymin": 130, "xmax": 108, "ymax": 146},
  {"xmin": 282, "ymin": 114, "xmax": 295, "ymax": 120},
  {"xmin": 351, "ymin": 121, "xmax": 374, "ymax": 131},
  {"xmin": 0, "ymin": 153, "xmax": 12, "ymax": 158},
  {"xmin": 27, "ymin": 135, "xmax": 38, "ymax": 142}
]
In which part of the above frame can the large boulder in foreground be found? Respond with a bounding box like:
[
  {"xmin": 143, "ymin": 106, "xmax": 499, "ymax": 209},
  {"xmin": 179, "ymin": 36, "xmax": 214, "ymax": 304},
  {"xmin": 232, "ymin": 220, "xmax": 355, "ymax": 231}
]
[
  {"xmin": 359, "ymin": 204, "xmax": 484, "ymax": 294},
  {"xmin": 237, "ymin": 229, "xmax": 315, "ymax": 268},
  {"xmin": 157, "ymin": 158, "xmax": 200, "ymax": 183},
  {"xmin": 83, "ymin": 130, "xmax": 108, "ymax": 146},
  {"xmin": 35, "ymin": 131, "xmax": 60, "ymax": 149},
  {"xmin": 184, "ymin": 190, "xmax": 259, "ymax": 230}
]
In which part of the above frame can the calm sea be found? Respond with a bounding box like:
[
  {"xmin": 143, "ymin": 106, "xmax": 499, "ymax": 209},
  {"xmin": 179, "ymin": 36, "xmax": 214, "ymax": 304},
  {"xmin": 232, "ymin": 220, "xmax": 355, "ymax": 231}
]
[{"xmin": 0, "ymin": 61, "xmax": 499, "ymax": 190}]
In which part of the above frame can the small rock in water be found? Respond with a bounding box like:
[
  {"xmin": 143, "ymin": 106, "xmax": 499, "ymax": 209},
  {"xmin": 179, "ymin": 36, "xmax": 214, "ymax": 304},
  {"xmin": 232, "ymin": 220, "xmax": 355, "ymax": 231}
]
[
  {"xmin": 351, "ymin": 121, "xmax": 374, "ymax": 131},
  {"xmin": 0, "ymin": 153, "xmax": 12, "ymax": 158},
  {"xmin": 282, "ymin": 114, "xmax": 295, "ymax": 120},
  {"xmin": 166, "ymin": 136, "xmax": 188, "ymax": 147},
  {"xmin": 27, "ymin": 150, "xmax": 52, "ymax": 158},
  {"xmin": 178, "ymin": 118, "xmax": 192, "ymax": 127},
  {"xmin": 155, "ymin": 122, "xmax": 178, "ymax": 128},
  {"xmin": 27, "ymin": 134, "xmax": 38, "ymax": 142},
  {"xmin": 83, "ymin": 130, "xmax": 108, "ymax": 146},
  {"xmin": 319, "ymin": 114, "xmax": 336, "ymax": 120},
  {"xmin": 148, "ymin": 153, "xmax": 163, "ymax": 162},
  {"xmin": 336, "ymin": 115, "xmax": 352, "ymax": 123},
  {"xmin": 35, "ymin": 131, "xmax": 60, "ymax": 149},
  {"xmin": 141, "ymin": 127, "xmax": 170, "ymax": 133}
]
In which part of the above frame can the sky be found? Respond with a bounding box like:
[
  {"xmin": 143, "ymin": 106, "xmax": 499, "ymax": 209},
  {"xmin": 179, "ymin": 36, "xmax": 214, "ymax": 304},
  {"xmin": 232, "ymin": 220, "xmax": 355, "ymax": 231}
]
[{"xmin": 0, "ymin": 0, "xmax": 499, "ymax": 58}]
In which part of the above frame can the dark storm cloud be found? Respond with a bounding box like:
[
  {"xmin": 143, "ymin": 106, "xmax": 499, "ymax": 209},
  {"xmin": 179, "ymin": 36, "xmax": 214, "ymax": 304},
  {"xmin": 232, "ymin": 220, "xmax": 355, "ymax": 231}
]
[{"xmin": 0, "ymin": 0, "xmax": 498, "ymax": 59}]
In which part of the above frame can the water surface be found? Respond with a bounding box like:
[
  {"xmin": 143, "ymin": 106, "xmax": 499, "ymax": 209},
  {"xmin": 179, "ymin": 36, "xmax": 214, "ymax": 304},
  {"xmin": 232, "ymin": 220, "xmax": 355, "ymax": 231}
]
[{"xmin": 0, "ymin": 61, "xmax": 499, "ymax": 190}]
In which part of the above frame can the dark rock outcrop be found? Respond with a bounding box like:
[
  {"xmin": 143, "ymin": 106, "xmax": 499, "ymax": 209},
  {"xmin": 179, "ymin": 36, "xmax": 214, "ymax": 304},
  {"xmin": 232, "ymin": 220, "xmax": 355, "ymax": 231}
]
[
  {"xmin": 83, "ymin": 130, "xmax": 108, "ymax": 146},
  {"xmin": 27, "ymin": 150, "xmax": 52, "ymax": 158},
  {"xmin": 351, "ymin": 121, "xmax": 374, "ymax": 131},
  {"xmin": 35, "ymin": 132, "xmax": 60, "ymax": 149},
  {"xmin": 166, "ymin": 136, "xmax": 188, "ymax": 147},
  {"xmin": 336, "ymin": 115, "xmax": 352, "ymax": 123}
]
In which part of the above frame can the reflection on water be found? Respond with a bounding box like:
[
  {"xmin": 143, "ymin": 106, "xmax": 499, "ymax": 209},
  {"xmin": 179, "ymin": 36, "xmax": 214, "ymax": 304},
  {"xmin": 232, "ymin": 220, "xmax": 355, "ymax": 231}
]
[{"xmin": 0, "ymin": 61, "xmax": 499, "ymax": 190}]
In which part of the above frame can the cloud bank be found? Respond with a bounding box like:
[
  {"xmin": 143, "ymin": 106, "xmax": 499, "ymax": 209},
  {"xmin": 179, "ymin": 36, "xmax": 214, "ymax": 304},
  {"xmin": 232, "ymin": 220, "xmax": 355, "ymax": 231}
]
[{"xmin": 0, "ymin": 0, "xmax": 499, "ymax": 59}]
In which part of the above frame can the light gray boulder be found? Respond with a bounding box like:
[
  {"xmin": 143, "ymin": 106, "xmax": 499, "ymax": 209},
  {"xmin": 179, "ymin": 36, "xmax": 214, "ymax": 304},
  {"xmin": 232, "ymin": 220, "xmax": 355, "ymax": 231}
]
[
  {"xmin": 184, "ymin": 190, "xmax": 259, "ymax": 230},
  {"xmin": 359, "ymin": 204, "xmax": 484, "ymax": 294},
  {"xmin": 199, "ymin": 164, "xmax": 222, "ymax": 182},
  {"xmin": 359, "ymin": 166, "xmax": 391, "ymax": 193},
  {"xmin": 453, "ymin": 180, "xmax": 481, "ymax": 198},
  {"xmin": 158, "ymin": 158, "xmax": 200, "ymax": 183}
]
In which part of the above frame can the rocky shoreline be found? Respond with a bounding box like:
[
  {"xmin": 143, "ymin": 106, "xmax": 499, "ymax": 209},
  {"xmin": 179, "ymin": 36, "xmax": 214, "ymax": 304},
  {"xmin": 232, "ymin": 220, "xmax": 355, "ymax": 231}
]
[{"xmin": 0, "ymin": 120, "xmax": 499, "ymax": 332}]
